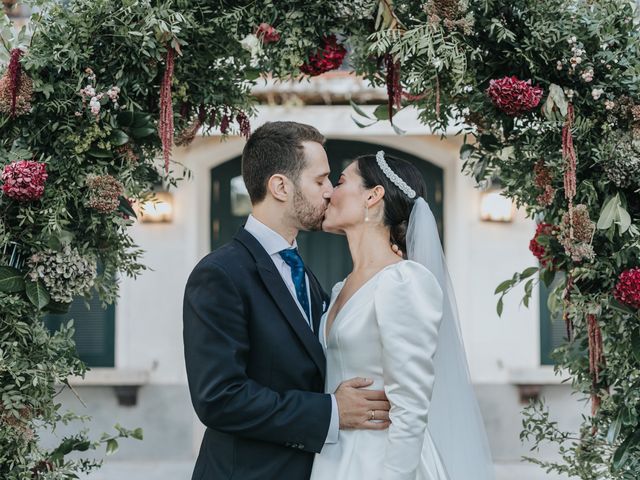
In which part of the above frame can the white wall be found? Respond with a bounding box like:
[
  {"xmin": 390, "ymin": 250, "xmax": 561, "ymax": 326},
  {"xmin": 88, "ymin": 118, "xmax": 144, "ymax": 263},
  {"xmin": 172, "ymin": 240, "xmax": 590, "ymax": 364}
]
[{"xmin": 115, "ymin": 105, "xmax": 540, "ymax": 386}]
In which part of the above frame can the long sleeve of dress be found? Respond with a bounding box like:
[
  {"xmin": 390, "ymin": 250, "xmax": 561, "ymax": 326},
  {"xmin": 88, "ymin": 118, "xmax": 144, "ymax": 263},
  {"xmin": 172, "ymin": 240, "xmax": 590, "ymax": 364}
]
[{"xmin": 374, "ymin": 261, "xmax": 444, "ymax": 480}]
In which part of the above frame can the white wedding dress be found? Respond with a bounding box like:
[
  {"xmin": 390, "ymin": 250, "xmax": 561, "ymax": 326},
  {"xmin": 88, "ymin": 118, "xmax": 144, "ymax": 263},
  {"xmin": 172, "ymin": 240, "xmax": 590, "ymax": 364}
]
[{"xmin": 310, "ymin": 260, "xmax": 450, "ymax": 480}]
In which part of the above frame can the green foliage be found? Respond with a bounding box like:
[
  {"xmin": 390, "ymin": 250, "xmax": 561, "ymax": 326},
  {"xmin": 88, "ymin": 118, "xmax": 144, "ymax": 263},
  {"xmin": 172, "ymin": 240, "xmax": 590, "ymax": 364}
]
[{"xmin": 2, "ymin": 0, "xmax": 639, "ymax": 476}]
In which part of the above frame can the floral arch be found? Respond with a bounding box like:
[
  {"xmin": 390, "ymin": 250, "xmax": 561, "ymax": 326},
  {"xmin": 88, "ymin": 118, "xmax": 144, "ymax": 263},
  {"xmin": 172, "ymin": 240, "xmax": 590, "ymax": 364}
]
[{"xmin": 0, "ymin": 0, "xmax": 639, "ymax": 477}]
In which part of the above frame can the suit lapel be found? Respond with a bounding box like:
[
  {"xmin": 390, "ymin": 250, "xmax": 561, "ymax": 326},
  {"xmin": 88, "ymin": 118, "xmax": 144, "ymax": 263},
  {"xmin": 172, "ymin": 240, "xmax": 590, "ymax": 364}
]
[
  {"xmin": 306, "ymin": 267, "xmax": 324, "ymax": 336},
  {"xmin": 235, "ymin": 228, "xmax": 326, "ymax": 380}
]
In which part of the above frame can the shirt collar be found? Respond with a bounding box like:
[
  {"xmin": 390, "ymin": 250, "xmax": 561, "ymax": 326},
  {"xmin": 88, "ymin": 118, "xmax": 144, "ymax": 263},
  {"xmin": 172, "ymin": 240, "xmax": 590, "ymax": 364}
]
[{"xmin": 244, "ymin": 214, "xmax": 298, "ymax": 256}]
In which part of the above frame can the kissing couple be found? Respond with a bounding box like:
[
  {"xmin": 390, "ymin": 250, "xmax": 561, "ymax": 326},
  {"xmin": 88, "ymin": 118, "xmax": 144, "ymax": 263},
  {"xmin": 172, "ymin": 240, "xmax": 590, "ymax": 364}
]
[{"xmin": 183, "ymin": 121, "xmax": 495, "ymax": 480}]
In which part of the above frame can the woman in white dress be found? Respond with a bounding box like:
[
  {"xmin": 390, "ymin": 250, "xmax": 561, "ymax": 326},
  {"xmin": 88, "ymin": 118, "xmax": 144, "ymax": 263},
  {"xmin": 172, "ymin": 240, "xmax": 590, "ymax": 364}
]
[{"xmin": 310, "ymin": 151, "xmax": 495, "ymax": 480}]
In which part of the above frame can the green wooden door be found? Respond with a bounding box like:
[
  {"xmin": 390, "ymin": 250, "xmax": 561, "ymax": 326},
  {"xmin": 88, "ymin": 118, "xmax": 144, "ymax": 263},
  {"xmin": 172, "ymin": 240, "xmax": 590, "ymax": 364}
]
[{"xmin": 210, "ymin": 139, "xmax": 444, "ymax": 290}]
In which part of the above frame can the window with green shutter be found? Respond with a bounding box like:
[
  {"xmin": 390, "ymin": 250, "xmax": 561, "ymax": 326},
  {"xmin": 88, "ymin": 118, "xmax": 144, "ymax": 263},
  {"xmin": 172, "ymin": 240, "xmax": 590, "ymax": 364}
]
[
  {"xmin": 44, "ymin": 276, "xmax": 115, "ymax": 368},
  {"xmin": 539, "ymin": 278, "xmax": 566, "ymax": 365}
]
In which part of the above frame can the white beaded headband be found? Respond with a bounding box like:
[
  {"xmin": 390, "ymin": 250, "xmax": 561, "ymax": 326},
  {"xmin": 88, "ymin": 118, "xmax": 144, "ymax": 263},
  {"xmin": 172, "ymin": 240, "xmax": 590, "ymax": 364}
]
[{"xmin": 375, "ymin": 150, "xmax": 417, "ymax": 199}]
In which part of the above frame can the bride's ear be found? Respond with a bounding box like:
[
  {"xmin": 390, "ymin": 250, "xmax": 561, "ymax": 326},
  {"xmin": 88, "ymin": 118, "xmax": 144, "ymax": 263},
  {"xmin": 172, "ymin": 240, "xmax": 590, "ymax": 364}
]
[{"xmin": 365, "ymin": 185, "xmax": 385, "ymax": 208}]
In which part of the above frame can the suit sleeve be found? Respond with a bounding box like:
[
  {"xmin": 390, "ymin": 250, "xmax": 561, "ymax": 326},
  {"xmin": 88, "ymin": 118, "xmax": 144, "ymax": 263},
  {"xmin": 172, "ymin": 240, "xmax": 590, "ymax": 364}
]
[
  {"xmin": 183, "ymin": 258, "xmax": 332, "ymax": 453},
  {"xmin": 374, "ymin": 262, "xmax": 444, "ymax": 480}
]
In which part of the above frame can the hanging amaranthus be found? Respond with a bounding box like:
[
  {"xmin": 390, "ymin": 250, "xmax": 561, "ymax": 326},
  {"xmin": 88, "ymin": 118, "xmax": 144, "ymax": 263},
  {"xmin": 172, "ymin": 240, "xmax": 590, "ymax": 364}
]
[
  {"xmin": 158, "ymin": 47, "xmax": 176, "ymax": 172},
  {"xmin": 562, "ymin": 103, "xmax": 577, "ymax": 242},
  {"xmin": 587, "ymin": 313, "xmax": 605, "ymax": 418},
  {"xmin": 236, "ymin": 111, "xmax": 252, "ymax": 139},
  {"xmin": 220, "ymin": 111, "xmax": 230, "ymax": 135},
  {"xmin": 384, "ymin": 53, "xmax": 402, "ymax": 124},
  {"xmin": 0, "ymin": 48, "xmax": 33, "ymax": 117},
  {"xmin": 563, "ymin": 274, "xmax": 574, "ymax": 341}
]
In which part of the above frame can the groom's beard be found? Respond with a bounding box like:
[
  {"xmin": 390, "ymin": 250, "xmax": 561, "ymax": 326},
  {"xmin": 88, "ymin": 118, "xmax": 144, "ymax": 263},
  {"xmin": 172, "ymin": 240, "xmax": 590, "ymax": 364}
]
[{"xmin": 293, "ymin": 188, "xmax": 326, "ymax": 231}]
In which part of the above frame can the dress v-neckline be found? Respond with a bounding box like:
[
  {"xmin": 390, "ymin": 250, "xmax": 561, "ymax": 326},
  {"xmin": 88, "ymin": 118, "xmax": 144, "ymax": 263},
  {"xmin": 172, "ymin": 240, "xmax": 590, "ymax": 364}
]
[{"xmin": 324, "ymin": 262, "xmax": 401, "ymax": 344}]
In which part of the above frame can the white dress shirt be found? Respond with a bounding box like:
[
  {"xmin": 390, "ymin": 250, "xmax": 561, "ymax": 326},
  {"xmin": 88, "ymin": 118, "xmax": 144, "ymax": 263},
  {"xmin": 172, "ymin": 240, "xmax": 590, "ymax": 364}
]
[
  {"xmin": 244, "ymin": 215, "xmax": 339, "ymax": 445},
  {"xmin": 245, "ymin": 214, "xmax": 313, "ymax": 327}
]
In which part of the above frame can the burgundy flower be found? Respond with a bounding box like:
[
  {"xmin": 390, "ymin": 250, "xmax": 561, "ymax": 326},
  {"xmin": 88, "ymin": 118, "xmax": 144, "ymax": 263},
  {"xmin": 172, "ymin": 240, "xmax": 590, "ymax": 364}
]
[
  {"xmin": 1, "ymin": 160, "xmax": 48, "ymax": 201},
  {"xmin": 220, "ymin": 114, "xmax": 230, "ymax": 135},
  {"xmin": 613, "ymin": 267, "xmax": 640, "ymax": 309},
  {"xmin": 486, "ymin": 76, "xmax": 543, "ymax": 116},
  {"xmin": 529, "ymin": 222, "xmax": 556, "ymax": 268},
  {"xmin": 300, "ymin": 35, "xmax": 347, "ymax": 76},
  {"xmin": 236, "ymin": 111, "xmax": 251, "ymax": 139},
  {"xmin": 255, "ymin": 23, "xmax": 280, "ymax": 44}
]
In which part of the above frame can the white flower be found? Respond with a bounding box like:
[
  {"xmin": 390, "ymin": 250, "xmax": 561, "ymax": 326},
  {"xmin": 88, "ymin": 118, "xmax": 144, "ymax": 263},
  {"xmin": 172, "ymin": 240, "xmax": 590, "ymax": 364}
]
[
  {"xmin": 432, "ymin": 58, "xmax": 443, "ymax": 68},
  {"xmin": 556, "ymin": 60, "xmax": 563, "ymax": 70},
  {"xmin": 240, "ymin": 34, "xmax": 263, "ymax": 57},
  {"xmin": 581, "ymin": 68, "xmax": 594, "ymax": 82},
  {"xmin": 80, "ymin": 85, "xmax": 96, "ymax": 98},
  {"xmin": 89, "ymin": 97, "xmax": 101, "ymax": 115},
  {"xmin": 564, "ymin": 88, "xmax": 575, "ymax": 100},
  {"xmin": 107, "ymin": 86, "xmax": 120, "ymax": 101},
  {"xmin": 605, "ymin": 99, "xmax": 615, "ymax": 110},
  {"xmin": 591, "ymin": 88, "xmax": 604, "ymax": 100},
  {"xmin": 463, "ymin": 85, "xmax": 473, "ymax": 93},
  {"xmin": 571, "ymin": 36, "xmax": 577, "ymax": 43}
]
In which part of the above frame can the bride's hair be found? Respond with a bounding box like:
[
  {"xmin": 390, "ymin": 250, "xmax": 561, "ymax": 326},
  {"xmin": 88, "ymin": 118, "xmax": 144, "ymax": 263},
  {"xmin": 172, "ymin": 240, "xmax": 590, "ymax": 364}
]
[{"xmin": 355, "ymin": 154, "xmax": 427, "ymax": 253}]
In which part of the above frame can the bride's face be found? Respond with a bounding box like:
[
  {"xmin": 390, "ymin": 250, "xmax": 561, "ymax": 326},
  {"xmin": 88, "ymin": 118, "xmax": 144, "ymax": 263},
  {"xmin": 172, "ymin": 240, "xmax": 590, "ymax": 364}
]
[{"xmin": 322, "ymin": 162, "xmax": 371, "ymax": 234}]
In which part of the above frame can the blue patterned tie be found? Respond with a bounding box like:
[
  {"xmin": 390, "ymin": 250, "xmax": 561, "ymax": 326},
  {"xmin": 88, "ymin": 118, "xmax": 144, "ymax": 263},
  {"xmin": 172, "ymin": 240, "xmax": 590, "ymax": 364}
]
[{"xmin": 279, "ymin": 248, "xmax": 311, "ymax": 326}]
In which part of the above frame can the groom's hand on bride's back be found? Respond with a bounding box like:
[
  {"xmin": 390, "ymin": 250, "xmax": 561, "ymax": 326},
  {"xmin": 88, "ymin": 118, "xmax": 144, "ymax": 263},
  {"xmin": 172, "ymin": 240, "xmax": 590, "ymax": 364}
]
[{"xmin": 334, "ymin": 377, "xmax": 391, "ymax": 430}]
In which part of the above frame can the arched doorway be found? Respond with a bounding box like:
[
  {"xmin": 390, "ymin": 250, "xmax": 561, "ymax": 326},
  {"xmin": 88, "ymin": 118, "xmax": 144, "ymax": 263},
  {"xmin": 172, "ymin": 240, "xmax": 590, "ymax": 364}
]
[{"xmin": 210, "ymin": 139, "xmax": 444, "ymax": 289}]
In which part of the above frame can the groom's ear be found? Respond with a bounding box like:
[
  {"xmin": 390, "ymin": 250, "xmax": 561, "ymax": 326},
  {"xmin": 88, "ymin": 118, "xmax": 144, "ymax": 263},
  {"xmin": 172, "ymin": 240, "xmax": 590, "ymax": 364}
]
[{"xmin": 267, "ymin": 174, "xmax": 290, "ymax": 202}]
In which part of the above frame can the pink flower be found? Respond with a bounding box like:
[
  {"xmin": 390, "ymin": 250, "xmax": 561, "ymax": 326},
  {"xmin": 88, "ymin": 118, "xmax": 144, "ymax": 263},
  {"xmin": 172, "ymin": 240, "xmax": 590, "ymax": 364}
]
[
  {"xmin": 300, "ymin": 35, "xmax": 347, "ymax": 76},
  {"xmin": 1, "ymin": 160, "xmax": 48, "ymax": 201},
  {"xmin": 486, "ymin": 76, "xmax": 544, "ymax": 116},
  {"xmin": 613, "ymin": 267, "xmax": 640, "ymax": 309},
  {"xmin": 255, "ymin": 23, "xmax": 280, "ymax": 44}
]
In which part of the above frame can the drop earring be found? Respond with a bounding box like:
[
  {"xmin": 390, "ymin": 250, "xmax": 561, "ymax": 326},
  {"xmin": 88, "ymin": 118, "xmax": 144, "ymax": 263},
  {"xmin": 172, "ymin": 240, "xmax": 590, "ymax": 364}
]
[{"xmin": 364, "ymin": 204, "xmax": 369, "ymax": 222}]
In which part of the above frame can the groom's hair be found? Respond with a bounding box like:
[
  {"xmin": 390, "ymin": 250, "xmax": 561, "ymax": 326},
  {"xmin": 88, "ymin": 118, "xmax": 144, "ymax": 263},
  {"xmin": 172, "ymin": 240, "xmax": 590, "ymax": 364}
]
[{"xmin": 241, "ymin": 121, "xmax": 325, "ymax": 204}]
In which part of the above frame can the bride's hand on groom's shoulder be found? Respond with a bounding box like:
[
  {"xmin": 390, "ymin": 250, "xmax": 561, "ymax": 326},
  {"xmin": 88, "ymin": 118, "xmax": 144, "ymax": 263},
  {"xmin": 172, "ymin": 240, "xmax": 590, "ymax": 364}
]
[{"xmin": 334, "ymin": 377, "xmax": 391, "ymax": 430}]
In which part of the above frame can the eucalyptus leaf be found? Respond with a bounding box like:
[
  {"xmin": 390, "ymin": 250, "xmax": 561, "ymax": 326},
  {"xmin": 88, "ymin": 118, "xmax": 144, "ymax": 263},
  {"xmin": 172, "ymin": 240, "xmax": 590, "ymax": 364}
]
[{"xmin": 350, "ymin": 100, "xmax": 373, "ymax": 120}]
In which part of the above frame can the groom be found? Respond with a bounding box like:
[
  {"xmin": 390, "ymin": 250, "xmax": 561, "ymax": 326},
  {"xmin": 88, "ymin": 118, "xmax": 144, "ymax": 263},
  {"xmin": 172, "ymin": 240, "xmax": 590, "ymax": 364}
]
[{"xmin": 183, "ymin": 121, "xmax": 391, "ymax": 480}]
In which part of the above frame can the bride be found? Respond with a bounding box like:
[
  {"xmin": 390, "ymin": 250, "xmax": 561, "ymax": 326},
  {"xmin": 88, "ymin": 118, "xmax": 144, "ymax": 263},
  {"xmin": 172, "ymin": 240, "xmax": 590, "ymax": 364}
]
[{"xmin": 310, "ymin": 151, "xmax": 495, "ymax": 480}]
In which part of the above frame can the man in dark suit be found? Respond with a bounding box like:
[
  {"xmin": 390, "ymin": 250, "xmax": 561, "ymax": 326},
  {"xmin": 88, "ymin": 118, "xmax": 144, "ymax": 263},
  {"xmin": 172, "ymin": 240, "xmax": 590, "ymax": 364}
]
[{"xmin": 183, "ymin": 121, "xmax": 391, "ymax": 480}]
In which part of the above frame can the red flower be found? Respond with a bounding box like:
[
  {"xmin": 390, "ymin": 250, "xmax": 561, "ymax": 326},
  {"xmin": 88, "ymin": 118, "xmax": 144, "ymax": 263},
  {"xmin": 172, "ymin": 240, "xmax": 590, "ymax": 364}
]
[
  {"xmin": 613, "ymin": 267, "xmax": 640, "ymax": 309},
  {"xmin": 529, "ymin": 222, "xmax": 556, "ymax": 268},
  {"xmin": 300, "ymin": 35, "xmax": 347, "ymax": 76},
  {"xmin": 255, "ymin": 23, "xmax": 280, "ymax": 44},
  {"xmin": 1, "ymin": 160, "xmax": 48, "ymax": 201},
  {"xmin": 486, "ymin": 76, "xmax": 543, "ymax": 116}
]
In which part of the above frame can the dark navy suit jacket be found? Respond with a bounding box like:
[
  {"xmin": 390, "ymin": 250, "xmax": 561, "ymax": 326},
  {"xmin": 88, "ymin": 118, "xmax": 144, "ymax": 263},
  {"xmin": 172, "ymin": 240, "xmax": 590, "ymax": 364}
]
[{"xmin": 183, "ymin": 227, "xmax": 332, "ymax": 480}]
